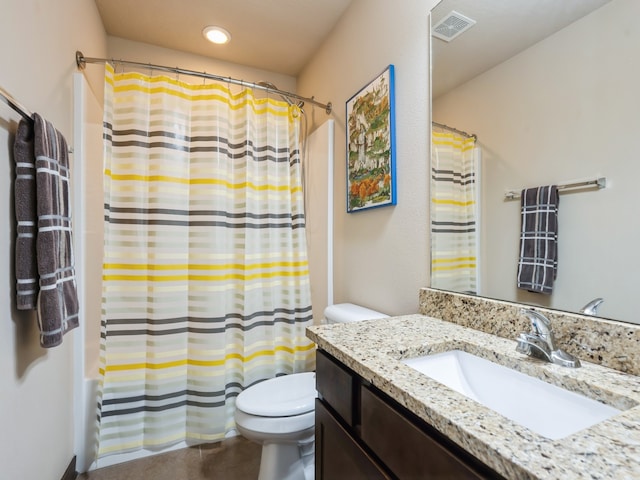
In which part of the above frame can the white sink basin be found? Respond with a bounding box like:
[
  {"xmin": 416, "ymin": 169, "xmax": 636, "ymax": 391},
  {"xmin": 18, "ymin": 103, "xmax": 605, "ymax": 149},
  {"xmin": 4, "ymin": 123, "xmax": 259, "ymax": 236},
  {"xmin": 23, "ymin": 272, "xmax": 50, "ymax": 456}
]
[{"xmin": 402, "ymin": 350, "xmax": 621, "ymax": 439}]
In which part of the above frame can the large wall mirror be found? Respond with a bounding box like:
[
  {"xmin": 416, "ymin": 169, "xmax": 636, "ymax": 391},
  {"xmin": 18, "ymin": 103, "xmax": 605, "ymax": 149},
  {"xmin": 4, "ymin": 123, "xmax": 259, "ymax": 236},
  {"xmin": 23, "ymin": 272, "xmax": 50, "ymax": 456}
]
[{"xmin": 430, "ymin": 0, "xmax": 640, "ymax": 325}]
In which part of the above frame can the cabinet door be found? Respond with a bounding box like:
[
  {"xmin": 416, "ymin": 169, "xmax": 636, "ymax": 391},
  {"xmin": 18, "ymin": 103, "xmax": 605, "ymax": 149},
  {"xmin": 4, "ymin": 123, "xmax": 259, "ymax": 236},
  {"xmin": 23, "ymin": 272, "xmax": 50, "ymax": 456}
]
[
  {"xmin": 315, "ymin": 349, "xmax": 355, "ymax": 426},
  {"xmin": 315, "ymin": 399, "xmax": 391, "ymax": 480},
  {"xmin": 360, "ymin": 385, "xmax": 496, "ymax": 480}
]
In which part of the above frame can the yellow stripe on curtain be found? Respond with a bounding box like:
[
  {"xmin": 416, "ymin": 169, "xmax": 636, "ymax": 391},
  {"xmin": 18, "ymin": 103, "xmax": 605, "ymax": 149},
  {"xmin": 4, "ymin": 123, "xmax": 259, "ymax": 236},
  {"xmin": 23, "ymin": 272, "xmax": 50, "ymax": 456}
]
[
  {"xmin": 97, "ymin": 64, "xmax": 315, "ymax": 458},
  {"xmin": 430, "ymin": 129, "xmax": 480, "ymax": 294}
]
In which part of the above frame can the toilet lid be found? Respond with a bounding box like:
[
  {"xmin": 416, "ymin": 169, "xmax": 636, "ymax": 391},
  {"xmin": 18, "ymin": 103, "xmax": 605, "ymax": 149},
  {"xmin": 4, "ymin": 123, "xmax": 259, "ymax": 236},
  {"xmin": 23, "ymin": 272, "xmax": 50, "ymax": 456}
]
[{"xmin": 236, "ymin": 372, "xmax": 316, "ymax": 417}]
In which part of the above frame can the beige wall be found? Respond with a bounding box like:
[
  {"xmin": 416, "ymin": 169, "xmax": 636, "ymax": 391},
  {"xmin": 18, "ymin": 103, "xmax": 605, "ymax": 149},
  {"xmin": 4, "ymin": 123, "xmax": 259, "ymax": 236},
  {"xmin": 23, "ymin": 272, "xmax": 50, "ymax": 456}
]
[
  {"xmin": 107, "ymin": 36, "xmax": 297, "ymax": 95},
  {"xmin": 0, "ymin": 2, "xmax": 438, "ymax": 476},
  {"xmin": 433, "ymin": 0, "xmax": 640, "ymax": 323},
  {"xmin": 0, "ymin": 1, "xmax": 107, "ymax": 479},
  {"xmin": 298, "ymin": 0, "xmax": 438, "ymax": 317}
]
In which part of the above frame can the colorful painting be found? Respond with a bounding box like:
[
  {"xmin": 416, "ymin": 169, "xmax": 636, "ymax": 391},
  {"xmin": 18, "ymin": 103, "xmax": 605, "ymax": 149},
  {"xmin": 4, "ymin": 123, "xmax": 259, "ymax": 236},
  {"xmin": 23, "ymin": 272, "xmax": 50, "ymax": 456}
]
[{"xmin": 346, "ymin": 65, "xmax": 396, "ymax": 213}]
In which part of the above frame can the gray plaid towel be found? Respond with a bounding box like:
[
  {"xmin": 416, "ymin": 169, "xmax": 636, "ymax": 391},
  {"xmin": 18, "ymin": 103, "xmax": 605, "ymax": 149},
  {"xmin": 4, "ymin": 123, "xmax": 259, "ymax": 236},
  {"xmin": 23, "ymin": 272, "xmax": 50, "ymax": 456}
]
[
  {"xmin": 516, "ymin": 185, "xmax": 559, "ymax": 294},
  {"xmin": 14, "ymin": 119, "xmax": 38, "ymax": 309},
  {"xmin": 14, "ymin": 114, "xmax": 80, "ymax": 348}
]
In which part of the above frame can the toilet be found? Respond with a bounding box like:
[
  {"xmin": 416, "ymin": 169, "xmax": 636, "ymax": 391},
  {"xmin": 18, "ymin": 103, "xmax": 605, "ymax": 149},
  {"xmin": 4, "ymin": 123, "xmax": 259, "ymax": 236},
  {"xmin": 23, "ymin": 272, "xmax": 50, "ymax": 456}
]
[{"xmin": 234, "ymin": 303, "xmax": 388, "ymax": 480}]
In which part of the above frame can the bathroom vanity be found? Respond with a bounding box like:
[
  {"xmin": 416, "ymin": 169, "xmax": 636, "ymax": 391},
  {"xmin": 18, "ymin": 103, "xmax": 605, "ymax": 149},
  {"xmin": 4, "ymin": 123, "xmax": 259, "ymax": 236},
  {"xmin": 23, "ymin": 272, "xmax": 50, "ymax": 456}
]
[
  {"xmin": 315, "ymin": 348, "xmax": 500, "ymax": 479},
  {"xmin": 307, "ymin": 314, "xmax": 640, "ymax": 479}
]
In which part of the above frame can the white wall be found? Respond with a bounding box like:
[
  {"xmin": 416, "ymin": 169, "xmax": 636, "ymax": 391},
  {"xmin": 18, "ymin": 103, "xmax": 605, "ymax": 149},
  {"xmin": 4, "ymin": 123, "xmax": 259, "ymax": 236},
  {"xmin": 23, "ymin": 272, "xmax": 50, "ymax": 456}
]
[
  {"xmin": 298, "ymin": 0, "xmax": 438, "ymax": 316},
  {"xmin": 432, "ymin": 0, "xmax": 640, "ymax": 323},
  {"xmin": 0, "ymin": 1, "xmax": 107, "ymax": 479},
  {"xmin": 305, "ymin": 120, "xmax": 335, "ymax": 323}
]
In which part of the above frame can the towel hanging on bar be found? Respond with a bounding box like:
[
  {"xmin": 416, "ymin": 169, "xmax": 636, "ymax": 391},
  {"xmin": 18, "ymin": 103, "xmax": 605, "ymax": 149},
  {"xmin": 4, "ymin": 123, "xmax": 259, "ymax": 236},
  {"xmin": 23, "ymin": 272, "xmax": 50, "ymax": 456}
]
[
  {"xmin": 14, "ymin": 114, "xmax": 79, "ymax": 347},
  {"xmin": 517, "ymin": 185, "xmax": 559, "ymax": 294}
]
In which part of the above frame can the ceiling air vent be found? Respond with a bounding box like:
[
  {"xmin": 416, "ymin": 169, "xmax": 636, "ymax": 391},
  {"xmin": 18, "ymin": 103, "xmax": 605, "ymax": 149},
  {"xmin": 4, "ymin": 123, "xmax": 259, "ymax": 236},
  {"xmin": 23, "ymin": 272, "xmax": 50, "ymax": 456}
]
[{"xmin": 432, "ymin": 10, "xmax": 476, "ymax": 42}]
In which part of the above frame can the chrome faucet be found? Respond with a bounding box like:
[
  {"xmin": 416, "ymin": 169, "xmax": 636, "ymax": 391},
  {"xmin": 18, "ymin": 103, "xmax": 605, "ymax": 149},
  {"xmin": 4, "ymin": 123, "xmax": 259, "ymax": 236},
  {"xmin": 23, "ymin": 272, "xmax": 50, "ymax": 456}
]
[
  {"xmin": 515, "ymin": 309, "xmax": 581, "ymax": 368},
  {"xmin": 581, "ymin": 297, "xmax": 604, "ymax": 316}
]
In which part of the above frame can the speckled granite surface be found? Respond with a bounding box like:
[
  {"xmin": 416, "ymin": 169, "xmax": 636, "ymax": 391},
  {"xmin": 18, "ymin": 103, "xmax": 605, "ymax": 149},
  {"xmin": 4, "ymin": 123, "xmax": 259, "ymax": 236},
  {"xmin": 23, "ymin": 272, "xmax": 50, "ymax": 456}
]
[
  {"xmin": 419, "ymin": 288, "xmax": 640, "ymax": 376},
  {"xmin": 307, "ymin": 315, "xmax": 640, "ymax": 479}
]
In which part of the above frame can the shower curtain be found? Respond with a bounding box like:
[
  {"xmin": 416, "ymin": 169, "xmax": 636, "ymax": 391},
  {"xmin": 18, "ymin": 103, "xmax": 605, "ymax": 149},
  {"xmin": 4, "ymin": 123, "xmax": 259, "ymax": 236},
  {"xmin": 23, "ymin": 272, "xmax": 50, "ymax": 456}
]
[
  {"xmin": 430, "ymin": 128, "xmax": 480, "ymax": 294},
  {"xmin": 97, "ymin": 64, "xmax": 315, "ymax": 457}
]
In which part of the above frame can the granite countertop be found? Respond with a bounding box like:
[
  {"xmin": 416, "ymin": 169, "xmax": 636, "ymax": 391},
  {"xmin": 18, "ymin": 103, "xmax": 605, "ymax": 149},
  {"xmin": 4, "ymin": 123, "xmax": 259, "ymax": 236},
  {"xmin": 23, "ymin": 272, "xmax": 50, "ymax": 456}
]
[{"xmin": 307, "ymin": 315, "xmax": 640, "ymax": 480}]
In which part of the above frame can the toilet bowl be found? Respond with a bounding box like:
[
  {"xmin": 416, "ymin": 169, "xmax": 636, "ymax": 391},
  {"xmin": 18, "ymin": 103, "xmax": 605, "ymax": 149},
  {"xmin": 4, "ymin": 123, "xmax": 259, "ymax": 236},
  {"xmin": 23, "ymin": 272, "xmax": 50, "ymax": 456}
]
[
  {"xmin": 234, "ymin": 303, "xmax": 388, "ymax": 480},
  {"xmin": 235, "ymin": 372, "xmax": 316, "ymax": 480}
]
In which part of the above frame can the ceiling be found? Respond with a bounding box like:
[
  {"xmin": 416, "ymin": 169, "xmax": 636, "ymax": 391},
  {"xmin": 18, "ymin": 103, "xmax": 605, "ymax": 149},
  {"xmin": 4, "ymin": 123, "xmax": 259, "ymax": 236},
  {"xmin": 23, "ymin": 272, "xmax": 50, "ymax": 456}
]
[
  {"xmin": 431, "ymin": 0, "xmax": 612, "ymax": 98},
  {"xmin": 95, "ymin": 0, "xmax": 613, "ymax": 87},
  {"xmin": 94, "ymin": 0, "xmax": 353, "ymax": 77}
]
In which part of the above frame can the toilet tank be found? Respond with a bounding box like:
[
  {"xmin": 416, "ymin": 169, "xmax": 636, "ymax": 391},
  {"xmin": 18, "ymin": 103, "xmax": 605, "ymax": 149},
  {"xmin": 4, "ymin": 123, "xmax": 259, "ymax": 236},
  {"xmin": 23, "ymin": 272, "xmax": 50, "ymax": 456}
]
[{"xmin": 323, "ymin": 303, "xmax": 389, "ymax": 324}]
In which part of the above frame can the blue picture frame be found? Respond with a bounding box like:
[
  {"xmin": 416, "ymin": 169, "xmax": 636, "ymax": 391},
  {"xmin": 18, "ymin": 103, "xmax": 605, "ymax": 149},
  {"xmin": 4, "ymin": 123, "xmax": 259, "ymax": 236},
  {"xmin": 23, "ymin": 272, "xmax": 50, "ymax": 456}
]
[{"xmin": 345, "ymin": 65, "xmax": 396, "ymax": 213}]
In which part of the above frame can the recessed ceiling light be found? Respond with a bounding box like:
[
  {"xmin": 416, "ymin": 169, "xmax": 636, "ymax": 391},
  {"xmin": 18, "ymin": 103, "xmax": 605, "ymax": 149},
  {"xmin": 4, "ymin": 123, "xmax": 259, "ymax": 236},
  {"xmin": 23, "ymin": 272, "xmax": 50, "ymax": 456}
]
[{"xmin": 203, "ymin": 26, "xmax": 231, "ymax": 45}]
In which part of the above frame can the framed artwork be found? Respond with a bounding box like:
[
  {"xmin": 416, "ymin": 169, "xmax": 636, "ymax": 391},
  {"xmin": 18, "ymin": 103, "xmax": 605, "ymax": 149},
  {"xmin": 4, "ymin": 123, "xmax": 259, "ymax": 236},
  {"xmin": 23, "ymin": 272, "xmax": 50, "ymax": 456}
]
[{"xmin": 346, "ymin": 65, "xmax": 396, "ymax": 213}]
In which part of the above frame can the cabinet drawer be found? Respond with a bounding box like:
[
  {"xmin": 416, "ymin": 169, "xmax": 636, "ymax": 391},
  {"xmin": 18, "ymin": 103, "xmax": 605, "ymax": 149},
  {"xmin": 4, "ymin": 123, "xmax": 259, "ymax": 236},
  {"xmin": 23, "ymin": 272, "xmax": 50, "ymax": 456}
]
[
  {"xmin": 315, "ymin": 349, "xmax": 355, "ymax": 426},
  {"xmin": 360, "ymin": 385, "xmax": 494, "ymax": 480}
]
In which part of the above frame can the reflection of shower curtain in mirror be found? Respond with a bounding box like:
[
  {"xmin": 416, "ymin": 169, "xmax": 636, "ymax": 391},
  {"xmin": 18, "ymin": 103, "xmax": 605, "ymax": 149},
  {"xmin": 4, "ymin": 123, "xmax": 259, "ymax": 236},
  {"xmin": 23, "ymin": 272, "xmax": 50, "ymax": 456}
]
[{"xmin": 430, "ymin": 129, "xmax": 480, "ymax": 294}]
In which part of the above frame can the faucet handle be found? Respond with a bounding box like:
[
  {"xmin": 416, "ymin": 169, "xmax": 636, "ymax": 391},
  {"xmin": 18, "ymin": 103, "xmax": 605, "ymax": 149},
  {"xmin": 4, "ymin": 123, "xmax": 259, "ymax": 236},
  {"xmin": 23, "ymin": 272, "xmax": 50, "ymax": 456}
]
[
  {"xmin": 520, "ymin": 308, "xmax": 557, "ymax": 349},
  {"xmin": 581, "ymin": 297, "xmax": 604, "ymax": 316},
  {"xmin": 520, "ymin": 308, "xmax": 550, "ymax": 334}
]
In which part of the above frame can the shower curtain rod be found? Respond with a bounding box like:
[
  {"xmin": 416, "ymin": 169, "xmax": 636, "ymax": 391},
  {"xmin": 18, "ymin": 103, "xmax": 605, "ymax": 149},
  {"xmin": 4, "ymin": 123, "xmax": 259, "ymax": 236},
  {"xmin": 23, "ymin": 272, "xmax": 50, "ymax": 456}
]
[
  {"xmin": 432, "ymin": 121, "xmax": 477, "ymax": 141},
  {"xmin": 0, "ymin": 84, "xmax": 33, "ymax": 122},
  {"xmin": 76, "ymin": 51, "xmax": 332, "ymax": 114}
]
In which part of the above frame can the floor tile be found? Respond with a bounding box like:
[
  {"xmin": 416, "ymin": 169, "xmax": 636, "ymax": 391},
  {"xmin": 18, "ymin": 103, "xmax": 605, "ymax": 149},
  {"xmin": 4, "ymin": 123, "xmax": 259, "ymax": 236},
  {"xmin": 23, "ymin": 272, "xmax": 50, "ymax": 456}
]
[{"xmin": 78, "ymin": 436, "xmax": 261, "ymax": 480}]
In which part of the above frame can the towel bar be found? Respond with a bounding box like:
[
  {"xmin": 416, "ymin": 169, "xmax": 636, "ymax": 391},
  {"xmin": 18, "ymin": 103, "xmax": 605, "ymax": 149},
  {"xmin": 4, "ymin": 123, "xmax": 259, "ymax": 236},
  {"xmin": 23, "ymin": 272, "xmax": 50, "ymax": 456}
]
[{"xmin": 504, "ymin": 177, "xmax": 606, "ymax": 200}]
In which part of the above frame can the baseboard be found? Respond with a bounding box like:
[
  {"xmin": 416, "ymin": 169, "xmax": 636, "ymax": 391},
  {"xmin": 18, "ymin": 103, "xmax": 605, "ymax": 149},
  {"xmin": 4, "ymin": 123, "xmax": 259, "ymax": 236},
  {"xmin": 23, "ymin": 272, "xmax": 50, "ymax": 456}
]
[{"xmin": 61, "ymin": 456, "xmax": 77, "ymax": 480}]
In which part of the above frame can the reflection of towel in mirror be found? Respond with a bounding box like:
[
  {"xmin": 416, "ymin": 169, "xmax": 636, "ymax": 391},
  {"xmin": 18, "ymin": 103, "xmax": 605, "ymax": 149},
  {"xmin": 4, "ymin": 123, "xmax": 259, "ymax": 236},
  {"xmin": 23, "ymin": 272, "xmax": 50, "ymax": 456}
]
[
  {"xmin": 517, "ymin": 185, "xmax": 559, "ymax": 294},
  {"xmin": 32, "ymin": 113, "xmax": 79, "ymax": 347}
]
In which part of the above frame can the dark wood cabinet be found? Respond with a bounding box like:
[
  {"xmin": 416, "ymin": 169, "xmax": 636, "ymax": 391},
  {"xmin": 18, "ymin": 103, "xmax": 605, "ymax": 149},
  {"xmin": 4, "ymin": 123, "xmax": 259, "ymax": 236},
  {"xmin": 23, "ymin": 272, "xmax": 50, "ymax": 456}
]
[
  {"xmin": 315, "ymin": 346, "xmax": 356, "ymax": 426},
  {"xmin": 315, "ymin": 349, "xmax": 503, "ymax": 480},
  {"xmin": 315, "ymin": 399, "xmax": 391, "ymax": 480}
]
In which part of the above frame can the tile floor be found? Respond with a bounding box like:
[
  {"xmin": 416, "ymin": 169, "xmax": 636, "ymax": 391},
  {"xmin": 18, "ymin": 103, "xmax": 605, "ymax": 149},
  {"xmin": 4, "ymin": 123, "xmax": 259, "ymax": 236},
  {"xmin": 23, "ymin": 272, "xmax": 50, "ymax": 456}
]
[{"xmin": 77, "ymin": 436, "xmax": 261, "ymax": 480}]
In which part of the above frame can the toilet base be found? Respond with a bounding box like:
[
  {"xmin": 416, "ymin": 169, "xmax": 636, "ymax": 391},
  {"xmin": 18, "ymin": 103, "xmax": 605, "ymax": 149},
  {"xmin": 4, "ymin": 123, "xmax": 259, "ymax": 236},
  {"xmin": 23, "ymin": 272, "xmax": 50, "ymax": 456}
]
[{"xmin": 256, "ymin": 433, "xmax": 315, "ymax": 480}]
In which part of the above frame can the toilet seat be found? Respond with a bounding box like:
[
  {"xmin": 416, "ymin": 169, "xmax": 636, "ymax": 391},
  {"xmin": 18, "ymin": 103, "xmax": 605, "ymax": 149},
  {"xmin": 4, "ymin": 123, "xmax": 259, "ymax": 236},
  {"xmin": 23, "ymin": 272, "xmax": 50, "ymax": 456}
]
[
  {"xmin": 236, "ymin": 372, "xmax": 316, "ymax": 417},
  {"xmin": 235, "ymin": 408, "xmax": 316, "ymax": 437}
]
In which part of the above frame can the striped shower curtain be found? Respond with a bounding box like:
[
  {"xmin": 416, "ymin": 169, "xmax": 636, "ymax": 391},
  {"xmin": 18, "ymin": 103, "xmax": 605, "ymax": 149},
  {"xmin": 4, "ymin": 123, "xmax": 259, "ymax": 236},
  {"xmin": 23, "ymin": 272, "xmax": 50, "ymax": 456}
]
[
  {"xmin": 97, "ymin": 64, "xmax": 315, "ymax": 457},
  {"xmin": 430, "ymin": 128, "xmax": 480, "ymax": 294}
]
